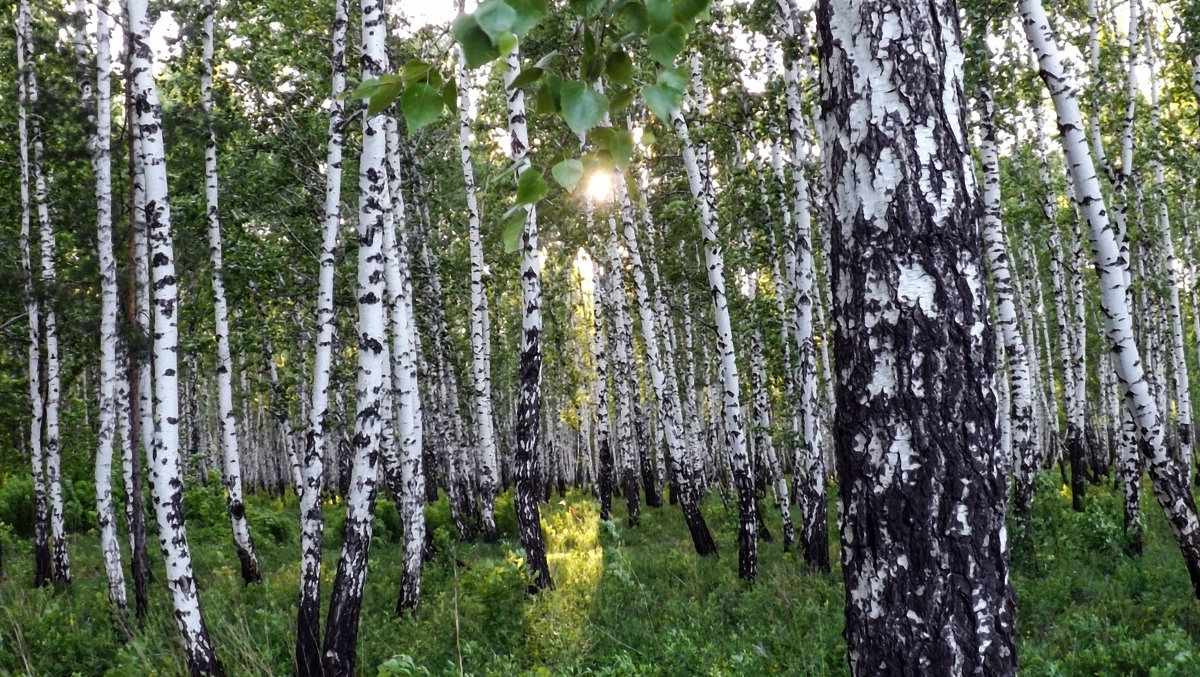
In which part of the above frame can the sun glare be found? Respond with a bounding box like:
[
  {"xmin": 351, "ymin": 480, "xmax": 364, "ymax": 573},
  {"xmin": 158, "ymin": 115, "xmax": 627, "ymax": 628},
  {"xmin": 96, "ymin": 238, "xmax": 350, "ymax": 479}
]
[{"xmin": 585, "ymin": 171, "xmax": 614, "ymax": 204}]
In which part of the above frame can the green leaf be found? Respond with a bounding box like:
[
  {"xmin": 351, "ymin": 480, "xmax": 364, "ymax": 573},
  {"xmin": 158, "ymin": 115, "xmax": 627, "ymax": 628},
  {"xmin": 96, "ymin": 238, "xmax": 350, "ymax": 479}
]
[
  {"xmin": 647, "ymin": 0, "xmax": 674, "ymax": 31},
  {"xmin": 501, "ymin": 209, "xmax": 526, "ymax": 253},
  {"xmin": 475, "ymin": 0, "xmax": 517, "ymax": 41},
  {"xmin": 551, "ymin": 158, "xmax": 585, "ymax": 192},
  {"xmin": 657, "ymin": 66, "xmax": 689, "ymax": 91},
  {"xmin": 561, "ymin": 81, "xmax": 609, "ymax": 135},
  {"xmin": 620, "ymin": 2, "xmax": 648, "ymax": 32},
  {"xmin": 606, "ymin": 49, "xmax": 634, "ymax": 85},
  {"xmin": 509, "ymin": 66, "xmax": 544, "ymax": 89},
  {"xmin": 506, "ymin": 0, "xmax": 548, "ymax": 35},
  {"xmin": 649, "ymin": 24, "xmax": 686, "ymax": 65},
  {"xmin": 643, "ymin": 84, "xmax": 682, "ymax": 121},
  {"xmin": 401, "ymin": 59, "xmax": 432, "ymax": 85},
  {"xmin": 369, "ymin": 78, "xmax": 404, "ymax": 115},
  {"xmin": 609, "ymin": 86, "xmax": 635, "ymax": 112},
  {"xmin": 453, "ymin": 15, "xmax": 500, "ymax": 68},
  {"xmin": 608, "ymin": 129, "xmax": 634, "ymax": 170},
  {"xmin": 641, "ymin": 129, "xmax": 657, "ymax": 146},
  {"xmin": 533, "ymin": 80, "xmax": 558, "ymax": 115},
  {"xmin": 401, "ymin": 82, "xmax": 443, "ymax": 131},
  {"xmin": 497, "ymin": 31, "xmax": 518, "ymax": 56},
  {"xmin": 515, "ymin": 168, "xmax": 549, "ymax": 204},
  {"xmin": 673, "ymin": 0, "xmax": 710, "ymax": 25},
  {"xmin": 442, "ymin": 78, "xmax": 459, "ymax": 115}
]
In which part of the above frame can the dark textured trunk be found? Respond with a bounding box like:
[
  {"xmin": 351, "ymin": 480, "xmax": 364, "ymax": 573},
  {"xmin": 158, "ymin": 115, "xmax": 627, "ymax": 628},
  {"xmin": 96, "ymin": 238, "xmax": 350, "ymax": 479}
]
[
  {"xmin": 598, "ymin": 438, "xmax": 614, "ymax": 521},
  {"xmin": 817, "ymin": 0, "xmax": 1017, "ymax": 673},
  {"xmin": 1068, "ymin": 424, "xmax": 1086, "ymax": 511},
  {"xmin": 635, "ymin": 403, "xmax": 662, "ymax": 508}
]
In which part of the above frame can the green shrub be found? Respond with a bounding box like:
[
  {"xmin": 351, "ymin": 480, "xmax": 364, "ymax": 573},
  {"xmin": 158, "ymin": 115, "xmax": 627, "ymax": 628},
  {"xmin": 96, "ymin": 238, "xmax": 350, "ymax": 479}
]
[{"xmin": 0, "ymin": 474, "xmax": 34, "ymax": 537}]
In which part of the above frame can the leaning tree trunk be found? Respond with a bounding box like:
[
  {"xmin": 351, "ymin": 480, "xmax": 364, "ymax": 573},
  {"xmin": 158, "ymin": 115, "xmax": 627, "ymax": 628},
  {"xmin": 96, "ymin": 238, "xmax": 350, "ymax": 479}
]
[
  {"xmin": 617, "ymin": 170, "xmax": 716, "ymax": 554},
  {"xmin": 74, "ymin": 0, "xmax": 127, "ymax": 608},
  {"xmin": 295, "ymin": 0, "xmax": 347, "ymax": 671},
  {"xmin": 201, "ymin": 0, "xmax": 261, "ymax": 584},
  {"xmin": 816, "ymin": 0, "xmax": 1018, "ymax": 673},
  {"xmin": 128, "ymin": 0, "xmax": 224, "ymax": 671},
  {"xmin": 321, "ymin": 0, "xmax": 392, "ymax": 672},
  {"xmin": 15, "ymin": 0, "xmax": 51, "ymax": 590},
  {"xmin": 669, "ymin": 104, "xmax": 757, "ymax": 581},
  {"xmin": 24, "ymin": 1, "xmax": 70, "ymax": 585},
  {"xmin": 504, "ymin": 46, "xmax": 552, "ymax": 592},
  {"xmin": 1020, "ymin": 0, "xmax": 1200, "ymax": 597},
  {"xmin": 456, "ymin": 38, "xmax": 500, "ymax": 542}
]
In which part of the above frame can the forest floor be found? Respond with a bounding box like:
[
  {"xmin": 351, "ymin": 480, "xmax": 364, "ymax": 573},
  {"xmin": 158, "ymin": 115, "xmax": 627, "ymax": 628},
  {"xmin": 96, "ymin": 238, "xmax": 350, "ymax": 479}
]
[{"xmin": 2, "ymin": 471, "xmax": 1200, "ymax": 676}]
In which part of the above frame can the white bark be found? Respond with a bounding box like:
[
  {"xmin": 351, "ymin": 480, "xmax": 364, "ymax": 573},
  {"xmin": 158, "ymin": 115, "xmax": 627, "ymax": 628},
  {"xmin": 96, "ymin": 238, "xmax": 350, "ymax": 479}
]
[
  {"xmin": 1020, "ymin": 0, "xmax": 1200, "ymax": 595},
  {"xmin": 128, "ymin": 0, "xmax": 223, "ymax": 669}
]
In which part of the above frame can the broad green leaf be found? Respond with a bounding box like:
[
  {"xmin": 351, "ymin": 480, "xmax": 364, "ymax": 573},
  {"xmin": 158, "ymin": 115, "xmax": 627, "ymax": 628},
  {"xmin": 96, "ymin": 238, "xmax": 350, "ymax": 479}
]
[
  {"xmin": 673, "ymin": 0, "xmax": 710, "ymax": 24},
  {"xmin": 583, "ymin": 149, "xmax": 615, "ymax": 174},
  {"xmin": 501, "ymin": 209, "xmax": 526, "ymax": 253},
  {"xmin": 475, "ymin": 0, "xmax": 517, "ymax": 41},
  {"xmin": 497, "ymin": 31, "xmax": 518, "ymax": 56},
  {"xmin": 507, "ymin": 0, "xmax": 548, "ymax": 35},
  {"xmin": 641, "ymin": 129, "xmax": 657, "ymax": 146},
  {"xmin": 534, "ymin": 50, "xmax": 560, "ymax": 68},
  {"xmin": 401, "ymin": 82, "xmax": 443, "ymax": 131},
  {"xmin": 401, "ymin": 59, "xmax": 432, "ymax": 85},
  {"xmin": 561, "ymin": 81, "xmax": 609, "ymax": 134},
  {"xmin": 509, "ymin": 66, "xmax": 544, "ymax": 89},
  {"xmin": 658, "ymin": 66, "xmax": 689, "ymax": 91},
  {"xmin": 609, "ymin": 86, "xmax": 635, "ymax": 112},
  {"xmin": 442, "ymin": 78, "xmax": 459, "ymax": 115},
  {"xmin": 608, "ymin": 129, "xmax": 634, "ymax": 170},
  {"xmin": 515, "ymin": 168, "xmax": 549, "ymax": 204},
  {"xmin": 649, "ymin": 24, "xmax": 686, "ymax": 65},
  {"xmin": 607, "ymin": 49, "xmax": 634, "ymax": 85},
  {"xmin": 619, "ymin": 2, "xmax": 648, "ymax": 32},
  {"xmin": 551, "ymin": 158, "xmax": 585, "ymax": 192},
  {"xmin": 533, "ymin": 80, "xmax": 558, "ymax": 114},
  {"xmin": 643, "ymin": 84, "xmax": 682, "ymax": 121},
  {"xmin": 589, "ymin": 126, "xmax": 616, "ymax": 148},
  {"xmin": 368, "ymin": 78, "xmax": 404, "ymax": 115},
  {"xmin": 647, "ymin": 0, "xmax": 673, "ymax": 32},
  {"xmin": 453, "ymin": 15, "xmax": 500, "ymax": 68}
]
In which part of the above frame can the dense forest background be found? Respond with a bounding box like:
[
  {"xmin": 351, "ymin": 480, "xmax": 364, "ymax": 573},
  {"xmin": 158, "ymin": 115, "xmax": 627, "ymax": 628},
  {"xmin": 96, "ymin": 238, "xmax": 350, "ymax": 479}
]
[{"xmin": 1, "ymin": 0, "xmax": 1200, "ymax": 674}]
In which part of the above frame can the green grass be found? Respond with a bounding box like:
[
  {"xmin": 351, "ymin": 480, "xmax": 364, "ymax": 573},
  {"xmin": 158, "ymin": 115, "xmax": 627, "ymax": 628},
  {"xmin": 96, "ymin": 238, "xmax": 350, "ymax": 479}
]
[{"xmin": 1, "ymin": 473, "xmax": 1198, "ymax": 675}]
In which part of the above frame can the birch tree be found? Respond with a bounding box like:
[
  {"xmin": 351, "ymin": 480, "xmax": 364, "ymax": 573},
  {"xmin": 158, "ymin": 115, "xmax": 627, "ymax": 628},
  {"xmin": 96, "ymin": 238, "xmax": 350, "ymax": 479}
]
[
  {"xmin": 128, "ymin": 0, "xmax": 224, "ymax": 670},
  {"xmin": 816, "ymin": 0, "xmax": 1016, "ymax": 671}
]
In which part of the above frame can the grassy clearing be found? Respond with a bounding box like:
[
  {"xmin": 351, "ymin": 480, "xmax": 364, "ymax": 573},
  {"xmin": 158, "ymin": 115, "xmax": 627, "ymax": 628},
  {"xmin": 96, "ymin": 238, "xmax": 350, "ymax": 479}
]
[{"xmin": 1, "ymin": 473, "xmax": 1198, "ymax": 675}]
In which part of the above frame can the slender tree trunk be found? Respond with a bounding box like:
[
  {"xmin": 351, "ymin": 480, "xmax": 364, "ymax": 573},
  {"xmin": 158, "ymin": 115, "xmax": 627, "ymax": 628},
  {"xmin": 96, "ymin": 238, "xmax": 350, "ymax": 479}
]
[
  {"xmin": 504, "ymin": 46, "xmax": 552, "ymax": 592},
  {"xmin": 75, "ymin": 0, "xmax": 127, "ymax": 607},
  {"xmin": 668, "ymin": 102, "xmax": 756, "ymax": 580},
  {"xmin": 128, "ymin": 0, "xmax": 223, "ymax": 671},
  {"xmin": 16, "ymin": 0, "xmax": 52, "ymax": 590},
  {"xmin": 604, "ymin": 215, "xmax": 642, "ymax": 526},
  {"xmin": 1020, "ymin": 0, "xmax": 1200, "ymax": 596},
  {"xmin": 591, "ymin": 261, "xmax": 616, "ymax": 521},
  {"xmin": 976, "ymin": 74, "xmax": 1036, "ymax": 515},
  {"xmin": 321, "ymin": 1, "xmax": 392, "ymax": 672},
  {"xmin": 200, "ymin": 0, "xmax": 261, "ymax": 584},
  {"xmin": 23, "ymin": 0, "xmax": 70, "ymax": 584},
  {"xmin": 817, "ymin": 1, "xmax": 1017, "ymax": 671},
  {"xmin": 456, "ymin": 42, "xmax": 500, "ymax": 542},
  {"xmin": 294, "ymin": 0, "xmax": 346, "ymax": 671}
]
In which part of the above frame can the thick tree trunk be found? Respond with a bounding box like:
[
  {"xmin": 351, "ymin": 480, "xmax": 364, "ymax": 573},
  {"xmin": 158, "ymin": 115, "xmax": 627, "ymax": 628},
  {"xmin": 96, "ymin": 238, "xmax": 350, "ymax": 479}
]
[
  {"xmin": 817, "ymin": 1, "xmax": 1017, "ymax": 672},
  {"xmin": 128, "ymin": 0, "xmax": 224, "ymax": 671},
  {"xmin": 1020, "ymin": 0, "xmax": 1200, "ymax": 597},
  {"xmin": 504, "ymin": 47, "xmax": 553, "ymax": 592}
]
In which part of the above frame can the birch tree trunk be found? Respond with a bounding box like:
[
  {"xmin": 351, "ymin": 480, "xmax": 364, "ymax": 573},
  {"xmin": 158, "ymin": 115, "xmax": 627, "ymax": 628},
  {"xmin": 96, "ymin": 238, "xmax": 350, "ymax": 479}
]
[
  {"xmin": 75, "ymin": 0, "xmax": 127, "ymax": 608},
  {"xmin": 15, "ymin": 0, "xmax": 52, "ymax": 590},
  {"xmin": 604, "ymin": 215, "xmax": 641, "ymax": 526},
  {"xmin": 201, "ymin": 0, "xmax": 261, "ymax": 584},
  {"xmin": 668, "ymin": 106, "xmax": 757, "ymax": 580},
  {"xmin": 504, "ymin": 46, "xmax": 552, "ymax": 592},
  {"xmin": 321, "ymin": 1, "xmax": 393, "ymax": 672},
  {"xmin": 817, "ymin": 1, "xmax": 1017, "ymax": 671},
  {"xmin": 23, "ymin": 1, "xmax": 70, "ymax": 584},
  {"xmin": 457, "ymin": 41, "xmax": 500, "ymax": 542},
  {"xmin": 591, "ymin": 258, "xmax": 616, "ymax": 521},
  {"xmin": 128, "ymin": 0, "xmax": 223, "ymax": 671},
  {"xmin": 1020, "ymin": 0, "xmax": 1200, "ymax": 597},
  {"xmin": 294, "ymin": 0, "xmax": 346, "ymax": 667}
]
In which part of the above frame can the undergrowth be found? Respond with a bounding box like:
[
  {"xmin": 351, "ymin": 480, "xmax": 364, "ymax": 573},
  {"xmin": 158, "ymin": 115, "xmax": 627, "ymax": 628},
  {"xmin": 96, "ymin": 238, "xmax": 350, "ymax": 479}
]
[{"xmin": 0, "ymin": 472, "xmax": 1197, "ymax": 675}]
